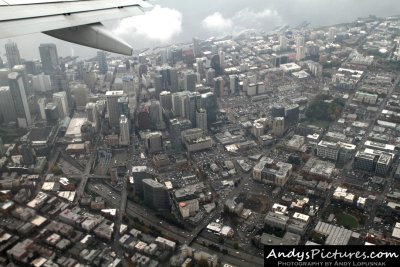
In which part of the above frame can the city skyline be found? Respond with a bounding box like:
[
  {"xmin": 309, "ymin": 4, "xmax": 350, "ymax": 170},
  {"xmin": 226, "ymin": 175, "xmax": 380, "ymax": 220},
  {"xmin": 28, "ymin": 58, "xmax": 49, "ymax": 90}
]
[{"xmin": 1, "ymin": 0, "xmax": 400, "ymax": 60}]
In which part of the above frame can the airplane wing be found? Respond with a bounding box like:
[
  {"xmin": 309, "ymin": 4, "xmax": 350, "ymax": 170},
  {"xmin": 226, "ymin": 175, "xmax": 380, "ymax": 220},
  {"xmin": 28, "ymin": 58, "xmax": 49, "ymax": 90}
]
[{"xmin": 0, "ymin": 0, "xmax": 152, "ymax": 55}]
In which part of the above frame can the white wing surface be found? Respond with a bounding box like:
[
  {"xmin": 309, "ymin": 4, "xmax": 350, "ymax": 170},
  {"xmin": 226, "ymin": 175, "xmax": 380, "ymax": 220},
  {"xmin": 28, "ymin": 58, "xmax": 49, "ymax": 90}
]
[{"xmin": 0, "ymin": 0, "xmax": 152, "ymax": 55}]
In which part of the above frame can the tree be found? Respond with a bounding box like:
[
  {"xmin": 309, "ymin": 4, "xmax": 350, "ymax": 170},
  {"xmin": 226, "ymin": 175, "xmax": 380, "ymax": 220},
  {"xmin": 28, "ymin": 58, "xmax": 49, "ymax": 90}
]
[{"xmin": 51, "ymin": 164, "xmax": 63, "ymax": 175}]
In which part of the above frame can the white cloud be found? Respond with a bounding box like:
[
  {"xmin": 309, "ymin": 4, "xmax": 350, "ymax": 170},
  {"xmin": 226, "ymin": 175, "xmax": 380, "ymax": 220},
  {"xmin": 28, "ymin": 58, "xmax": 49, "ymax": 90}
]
[
  {"xmin": 202, "ymin": 12, "xmax": 233, "ymax": 32},
  {"xmin": 113, "ymin": 5, "xmax": 182, "ymax": 42},
  {"xmin": 233, "ymin": 8, "xmax": 283, "ymax": 29}
]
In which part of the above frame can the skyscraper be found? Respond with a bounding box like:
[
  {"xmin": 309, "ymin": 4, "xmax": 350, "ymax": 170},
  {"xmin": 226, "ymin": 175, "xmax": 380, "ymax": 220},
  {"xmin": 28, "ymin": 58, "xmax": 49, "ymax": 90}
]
[
  {"xmin": 8, "ymin": 72, "xmax": 31, "ymax": 128},
  {"xmin": 206, "ymin": 68, "xmax": 215, "ymax": 86},
  {"xmin": 106, "ymin": 90, "xmax": 124, "ymax": 126},
  {"xmin": 159, "ymin": 91, "xmax": 172, "ymax": 111},
  {"xmin": 12, "ymin": 65, "xmax": 28, "ymax": 92},
  {"xmin": 153, "ymin": 74, "xmax": 163, "ymax": 96},
  {"xmin": 198, "ymin": 92, "xmax": 217, "ymax": 124},
  {"xmin": 273, "ymin": 117, "xmax": 285, "ymax": 137},
  {"xmin": 218, "ymin": 50, "xmax": 225, "ymax": 69},
  {"xmin": 0, "ymin": 68, "xmax": 10, "ymax": 86},
  {"xmin": 53, "ymin": 91, "xmax": 69, "ymax": 118},
  {"xmin": 117, "ymin": 96, "xmax": 130, "ymax": 118},
  {"xmin": 32, "ymin": 74, "xmax": 52, "ymax": 93},
  {"xmin": 196, "ymin": 108, "xmax": 207, "ymax": 134},
  {"xmin": 52, "ymin": 67, "xmax": 71, "ymax": 106},
  {"xmin": 142, "ymin": 179, "xmax": 170, "ymax": 210},
  {"xmin": 97, "ymin": 51, "xmax": 108, "ymax": 74},
  {"xmin": 45, "ymin": 102, "xmax": 59, "ymax": 124},
  {"xmin": 86, "ymin": 102, "xmax": 98, "ymax": 128},
  {"xmin": 5, "ymin": 40, "xmax": 21, "ymax": 68},
  {"xmin": 37, "ymin": 98, "xmax": 47, "ymax": 120},
  {"xmin": 279, "ymin": 35, "xmax": 288, "ymax": 50},
  {"xmin": 0, "ymin": 86, "xmax": 17, "ymax": 123},
  {"xmin": 149, "ymin": 100, "xmax": 163, "ymax": 129},
  {"xmin": 39, "ymin": 43, "xmax": 59, "ymax": 75},
  {"xmin": 229, "ymin": 74, "xmax": 239, "ymax": 95},
  {"xmin": 169, "ymin": 118, "xmax": 192, "ymax": 154},
  {"xmin": 72, "ymin": 84, "xmax": 89, "ymax": 111},
  {"xmin": 328, "ymin": 27, "xmax": 337, "ymax": 42},
  {"xmin": 184, "ymin": 71, "xmax": 197, "ymax": 92},
  {"xmin": 193, "ymin": 37, "xmax": 201, "ymax": 57},
  {"xmin": 214, "ymin": 77, "xmax": 224, "ymax": 97},
  {"xmin": 119, "ymin": 115, "xmax": 130, "ymax": 146}
]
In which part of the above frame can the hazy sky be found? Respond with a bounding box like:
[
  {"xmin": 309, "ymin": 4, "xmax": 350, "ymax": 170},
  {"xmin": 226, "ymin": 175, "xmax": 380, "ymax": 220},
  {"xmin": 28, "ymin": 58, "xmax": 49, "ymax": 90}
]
[{"xmin": 1, "ymin": 0, "xmax": 400, "ymax": 61}]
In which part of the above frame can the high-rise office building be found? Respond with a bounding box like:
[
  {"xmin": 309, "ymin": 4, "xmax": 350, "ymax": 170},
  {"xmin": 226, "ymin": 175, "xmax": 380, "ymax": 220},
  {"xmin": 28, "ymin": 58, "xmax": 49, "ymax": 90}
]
[
  {"xmin": 214, "ymin": 77, "xmax": 224, "ymax": 97},
  {"xmin": 32, "ymin": 74, "xmax": 52, "ymax": 92},
  {"xmin": 106, "ymin": 90, "xmax": 124, "ymax": 126},
  {"xmin": 188, "ymin": 92, "xmax": 200, "ymax": 126},
  {"xmin": 20, "ymin": 143, "xmax": 36, "ymax": 165},
  {"xmin": 193, "ymin": 37, "xmax": 201, "ymax": 57},
  {"xmin": 5, "ymin": 40, "xmax": 21, "ymax": 68},
  {"xmin": 285, "ymin": 104, "xmax": 300, "ymax": 126},
  {"xmin": 149, "ymin": 100, "xmax": 163, "ymax": 129},
  {"xmin": 37, "ymin": 98, "xmax": 47, "ymax": 120},
  {"xmin": 170, "ymin": 118, "xmax": 192, "ymax": 153},
  {"xmin": 117, "ymin": 96, "xmax": 130, "ymax": 119},
  {"xmin": 52, "ymin": 67, "xmax": 71, "ymax": 106},
  {"xmin": 295, "ymin": 35, "xmax": 305, "ymax": 48},
  {"xmin": 12, "ymin": 65, "xmax": 28, "ymax": 92},
  {"xmin": 206, "ymin": 68, "xmax": 215, "ymax": 86},
  {"xmin": 184, "ymin": 71, "xmax": 197, "ymax": 92},
  {"xmin": 158, "ymin": 66, "xmax": 179, "ymax": 93},
  {"xmin": 45, "ymin": 102, "xmax": 59, "ymax": 124},
  {"xmin": 24, "ymin": 60, "xmax": 38, "ymax": 75},
  {"xmin": 296, "ymin": 46, "xmax": 306, "ymax": 61},
  {"xmin": 39, "ymin": 43, "xmax": 59, "ymax": 75},
  {"xmin": 229, "ymin": 74, "xmax": 240, "ymax": 95},
  {"xmin": 142, "ymin": 179, "xmax": 170, "ymax": 210},
  {"xmin": 72, "ymin": 84, "xmax": 89, "ymax": 111},
  {"xmin": 8, "ymin": 72, "xmax": 31, "ymax": 128},
  {"xmin": 196, "ymin": 108, "xmax": 207, "ymax": 134},
  {"xmin": 196, "ymin": 58, "xmax": 205, "ymax": 75},
  {"xmin": 0, "ymin": 86, "xmax": 17, "ymax": 123},
  {"xmin": 119, "ymin": 115, "xmax": 130, "ymax": 146},
  {"xmin": 53, "ymin": 91, "xmax": 69, "ymax": 118},
  {"xmin": 272, "ymin": 105, "xmax": 286, "ymax": 118},
  {"xmin": 170, "ymin": 67, "xmax": 179, "ymax": 93},
  {"xmin": 144, "ymin": 132, "xmax": 163, "ymax": 153},
  {"xmin": 137, "ymin": 104, "xmax": 151, "ymax": 130},
  {"xmin": 198, "ymin": 92, "xmax": 217, "ymax": 124},
  {"xmin": 159, "ymin": 91, "xmax": 172, "ymax": 111},
  {"xmin": 273, "ymin": 117, "xmax": 285, "ymax": 137},
  {"xmin": 218, "ymin": 50, "xmax": 225, "ymax": 68},
  {"xmin": 86, "ymin": 102, "xmax": 98, "ymax": 126},
  {"xmin": 0, "ymin": 68, "xmax": 10, "ymax": 86},
  {"xmin": 97, "ymin": 51, "xmax": 108, "ymax": 74},
  {"xmin": 0, "ymin": 137, "xmax": 4, "ymax": 156},
  {"xmin": 328, "ymin": 27, "xmax": 337, "ymax": 42},
  {"xmin": 279, "ymin": 35, "xmax": 288, "ymax": 50},
  {"xmin": 153, "ymin": 74, "xmax": 163, "ymax": 96}
]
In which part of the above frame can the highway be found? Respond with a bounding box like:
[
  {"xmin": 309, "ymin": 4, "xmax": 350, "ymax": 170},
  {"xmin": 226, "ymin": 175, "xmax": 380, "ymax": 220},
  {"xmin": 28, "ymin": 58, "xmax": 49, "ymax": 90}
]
[
  {"xmin": 193, "ymin": 237, "xmax": 264, "ymax": 267},
  {"xmin": 87, "ymin": 183, "xmax": 191, "ymax": 244},
  {"xmin": 74, "ymin": 153, "xmax": 95, "ymax": 204}
]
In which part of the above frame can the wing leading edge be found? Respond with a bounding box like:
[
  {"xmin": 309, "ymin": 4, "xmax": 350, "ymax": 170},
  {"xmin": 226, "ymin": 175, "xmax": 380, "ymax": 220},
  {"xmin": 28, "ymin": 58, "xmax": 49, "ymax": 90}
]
[{"xmin": 0, "ymin": 0, "xmax": 152, "ymax": 55}]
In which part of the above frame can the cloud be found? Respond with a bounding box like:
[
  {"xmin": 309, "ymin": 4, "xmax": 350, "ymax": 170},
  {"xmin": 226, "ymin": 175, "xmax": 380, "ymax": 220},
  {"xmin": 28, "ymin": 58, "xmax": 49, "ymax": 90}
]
[
  {"xmin": 202, "ymin": 12, "xmax": 233, "ymax": 32},
  {"xmin": 232, "ymin": 8, "xmax": 283, "ymax": 30},
  {"xmin": 113, "ymin": 5, "xmax": 182, "ymax": 42}
]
